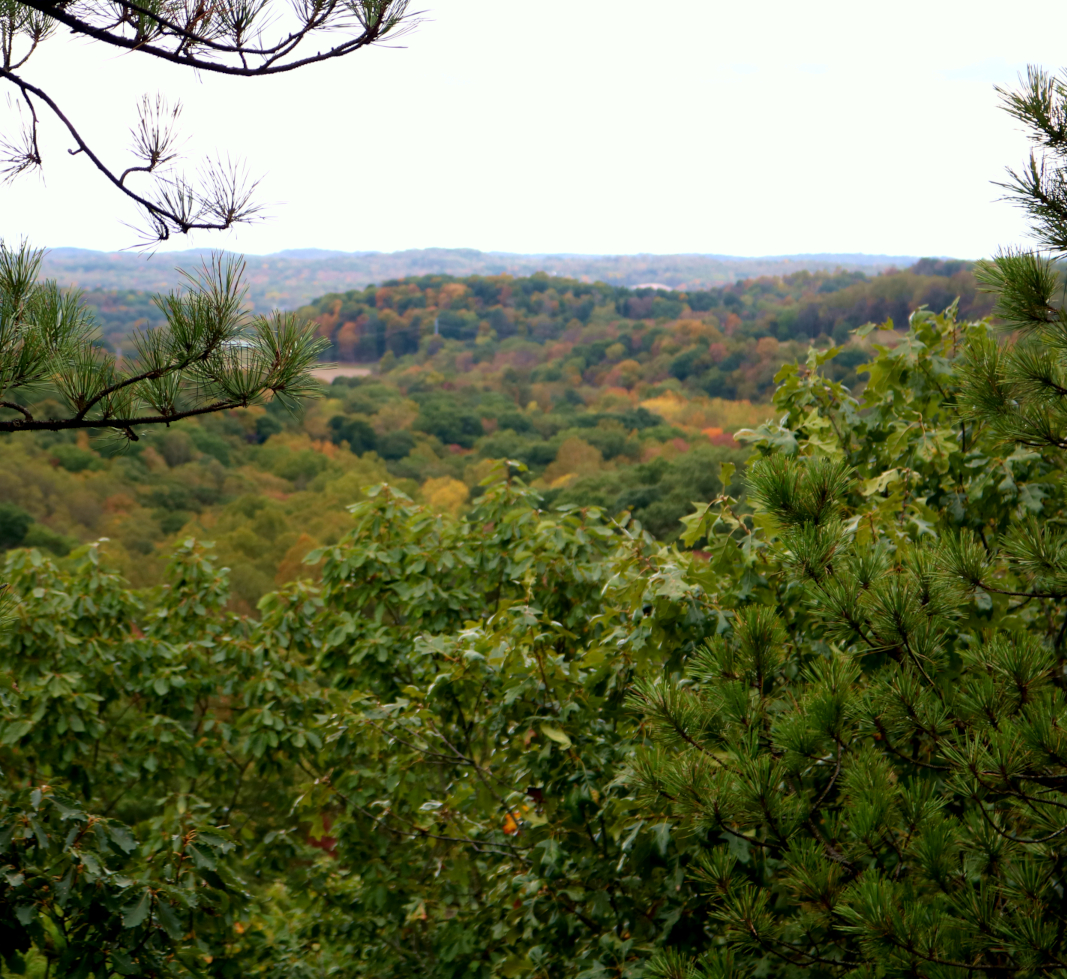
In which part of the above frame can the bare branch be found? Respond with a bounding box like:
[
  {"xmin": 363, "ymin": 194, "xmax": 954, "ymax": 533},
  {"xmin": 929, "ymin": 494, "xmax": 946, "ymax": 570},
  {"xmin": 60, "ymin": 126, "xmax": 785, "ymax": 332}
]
[
  {"xmin": 0, "ymin": 68, "xmax": 263, "ymax": 242},
  {"xmin": 0, "ymin": 0, "xmax": 417, "ymax": 240}
]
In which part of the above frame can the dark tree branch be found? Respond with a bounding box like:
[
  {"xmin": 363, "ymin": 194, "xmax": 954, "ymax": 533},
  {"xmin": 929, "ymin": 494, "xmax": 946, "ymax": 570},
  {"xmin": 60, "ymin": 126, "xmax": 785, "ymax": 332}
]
[
  {"xmin": 15, "ymin": 0, "xmax": 399, "ymax": 76},
  {"xmin": 87, "ymin": 0, "xmax": 339, "ymax": 58},
  {"xmin": 0, "ymin": 399, "xmax": 247, "ymax": 433},
  {"xmin": 0, "ymin": 67, "xmax": 246, "ymax": 239},
  {"xmin": 0, "ymin": 401, "xmax": 33, "ymax": 422}
]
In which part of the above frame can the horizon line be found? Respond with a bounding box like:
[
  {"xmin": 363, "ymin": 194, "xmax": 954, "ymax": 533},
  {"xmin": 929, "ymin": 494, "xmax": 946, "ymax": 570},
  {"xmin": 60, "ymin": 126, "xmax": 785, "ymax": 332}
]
[{"xmin": 40, "ymin": 246, "xmax": 957, "ymax": 262}]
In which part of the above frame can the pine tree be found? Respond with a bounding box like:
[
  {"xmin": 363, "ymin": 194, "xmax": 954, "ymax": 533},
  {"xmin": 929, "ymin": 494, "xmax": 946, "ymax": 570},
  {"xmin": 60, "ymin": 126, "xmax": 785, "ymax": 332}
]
[
  {"xmin": 631, "ymin": 311, "xmax": 1067, "ymax": 972},
  {"xmin": 0, "ymin": 243, "xmax": 326, "ymax": 439},
  {"xmin": 964, "ymin": 66, "xmax": 1067, "ymax": 453},
  {"xmin": 630, "ymin": 71, "xmax": 1067, "ymax": 966}
]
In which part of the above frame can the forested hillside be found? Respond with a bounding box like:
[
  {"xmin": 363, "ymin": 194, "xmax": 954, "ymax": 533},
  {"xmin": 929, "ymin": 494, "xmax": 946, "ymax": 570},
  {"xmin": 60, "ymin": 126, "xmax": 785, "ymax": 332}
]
[
  {"xmin": 296, "ymin": 258, "xmax": 987, "ymax": 401},
  {"xmin": 11, "ymin": 302, "xmax": 1067, "ymax": 978},
  {"xmin": 46, "ymin": 246, "xmax": 921, "ymax": 312},
  {"xmin": 86, "ymin": 257, "xmax": 989, "ymax": 403},
  {"xmin": 0, "ymin": 258, "xmax": 986, "ymax": 612},
  {"xmin": 298, "ymin": 257, "xmax": 983, "ymax": 364},
  {"xmin": 0, "ymin": 374, "xmax": 758, "ymax": 609}
]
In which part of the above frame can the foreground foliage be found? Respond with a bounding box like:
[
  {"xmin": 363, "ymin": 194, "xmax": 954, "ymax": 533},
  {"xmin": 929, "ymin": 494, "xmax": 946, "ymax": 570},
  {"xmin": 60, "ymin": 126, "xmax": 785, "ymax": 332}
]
[
  {"xmin": 0, "ymin": 459, "xmax": 732, "ymax": 976},
  {"xmin": 4, "ymin": 296, "xmax": 1054, "ymax": 978},
  {"xmin": 7, "ymin": 64, "xmax": 1067, "ymax": 979},
  {"xmin": 634, "ymin": 306, "xmax": 1067, "ymax": 977}
]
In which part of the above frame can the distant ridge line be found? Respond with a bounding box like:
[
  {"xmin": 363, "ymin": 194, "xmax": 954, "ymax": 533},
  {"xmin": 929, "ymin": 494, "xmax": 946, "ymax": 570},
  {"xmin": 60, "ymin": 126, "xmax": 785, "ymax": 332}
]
[
  {"xmin": 38, "ymin": 246, "xmax": 941, "ymax": 313},
  {"xmin": 43, "ymin": 245, "xmax": 928, "ymax": 264}
]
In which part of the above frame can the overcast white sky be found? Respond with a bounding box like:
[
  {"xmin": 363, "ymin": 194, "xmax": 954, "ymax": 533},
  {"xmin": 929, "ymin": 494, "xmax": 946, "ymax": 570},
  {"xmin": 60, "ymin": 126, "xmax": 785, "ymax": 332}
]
[{"xmin": 1, "ymin": 0, "xmax": 1064, "ymax": 258}]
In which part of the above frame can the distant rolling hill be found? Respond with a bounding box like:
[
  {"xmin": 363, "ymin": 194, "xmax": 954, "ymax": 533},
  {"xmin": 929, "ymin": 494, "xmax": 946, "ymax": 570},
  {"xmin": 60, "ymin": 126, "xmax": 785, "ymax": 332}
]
[{"xmin": 40, "ymin": 247, "xmax": 928, "ymax": 314}]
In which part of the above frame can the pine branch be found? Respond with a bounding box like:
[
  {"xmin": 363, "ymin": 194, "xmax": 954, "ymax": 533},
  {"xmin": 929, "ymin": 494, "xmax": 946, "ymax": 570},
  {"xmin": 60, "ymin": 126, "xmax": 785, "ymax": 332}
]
[
  {"xmin": 0, "ymin": 400, "xmax": 243, "ymax": 434},
  {"xmin": 0, "ymin": 400, "xmax": 32, "ymax": 421},
  {"xmin": 13, "ymin": 0, "xmax": 411, "ymax": 77},
  {"xmin": 0, "ymin": 68, "xmax": 256, "ymax": 238}
]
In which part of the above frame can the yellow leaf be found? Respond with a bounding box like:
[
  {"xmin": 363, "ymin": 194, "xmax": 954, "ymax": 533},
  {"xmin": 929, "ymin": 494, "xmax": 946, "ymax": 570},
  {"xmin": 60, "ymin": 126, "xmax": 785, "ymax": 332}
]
[{"xmin": 421, "ymin": 476, "xmax": 469, "ymax": 516}]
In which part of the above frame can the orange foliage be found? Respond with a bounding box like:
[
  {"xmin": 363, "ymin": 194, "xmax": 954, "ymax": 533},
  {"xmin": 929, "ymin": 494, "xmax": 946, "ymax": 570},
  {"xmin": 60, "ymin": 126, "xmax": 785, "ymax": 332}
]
[
  {"xmin": 335, "ymin": 320, "xmax": 361, "ymax": 361},
  {"xmin": 675, "ymin": 319, "xmax": 723, "ymax": 343},
  {"xmin": 275, "ymin": 533, "xmax": 318, "ymax": 585},
  {"xmin": 703, "ymin": 427, "xmax": 738, "ymax": 446},
  {"xmin": 436, "ymin": 282, "xmax": 468, "ymax": 307},
  {"xmin": 502, "ymin": 804, "xmax": 529, "ymax": 835},
  {"xmin": 104, "ymin": 493, "xmax": 135, "ymax": 514},
  {"xmin": 605, "ymin": 359, "xmax": 644, "ymax": 389},
  {"xmin": 314, "ymin": 298, "xmax": 342, "ymax": 340}
]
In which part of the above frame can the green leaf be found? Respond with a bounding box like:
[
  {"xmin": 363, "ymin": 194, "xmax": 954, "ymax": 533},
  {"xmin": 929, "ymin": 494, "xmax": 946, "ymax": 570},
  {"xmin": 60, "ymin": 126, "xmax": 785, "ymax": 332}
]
[
  {"xmin": 650, "ymin": 822, "xmax": 672, "ymax": 858},
  {"xmin": 109, "ymin": 950, "xmax": 140, "ymax": 976},
  {"xmin": 156, "ymin": 899, "xmax": 185, "ymax": 940},
  {"xmin": 122, "ymin": 891, "xmax": 151, "ymax": 929},
  {"xmin": 55, "ymin": 867, "xmax": 73, "ymax": 907},
  {"xmin": 50, "ymin": 795, "xmax": 84, "ymax": 821},
  {"xmin": 861, "ymin": 468, "xmax": 901, "ymax": 497},
  {"xmin": 188, "ymin": 843, "xmax": 217, "ymax": 871},
  {"xmin": 107, "ymin": 823, "xmax": 138, "ymax": 854},
  {"xmin": 1, "ymin": 720, "xmax": 31, "ymax": 745}
]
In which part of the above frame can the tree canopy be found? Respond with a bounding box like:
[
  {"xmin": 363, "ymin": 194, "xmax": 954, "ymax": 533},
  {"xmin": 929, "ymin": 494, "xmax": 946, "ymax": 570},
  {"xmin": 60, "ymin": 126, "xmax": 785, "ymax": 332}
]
[
  {"xmin": 9, "ymin": 58, "xmax": 1067, "ymax": 979},
  {"xmin": 2, "ymin": 299, "xmax": 1061, "ymax": 978}
]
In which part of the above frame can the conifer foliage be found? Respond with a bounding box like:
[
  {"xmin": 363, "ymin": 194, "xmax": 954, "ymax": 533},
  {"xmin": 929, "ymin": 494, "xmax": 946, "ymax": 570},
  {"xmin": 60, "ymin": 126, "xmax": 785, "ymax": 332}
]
[
  {"xmin": 627, "ymin": 68, "xmax": 1067, "ymax": 979},
  {"xmin": 0, "ymin": 242, "xmax": 327, "ymax": 440},
  {"xmin": 630, "ymin": 304, "xmax": 1067, "ymax": 976}
]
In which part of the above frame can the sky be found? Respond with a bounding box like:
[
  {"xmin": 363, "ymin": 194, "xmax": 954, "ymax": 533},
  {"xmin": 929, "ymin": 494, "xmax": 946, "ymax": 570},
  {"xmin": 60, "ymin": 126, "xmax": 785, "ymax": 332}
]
[{"xmin": 1, "ymin": 0, "xmax": 1065, "ymax": 259}]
